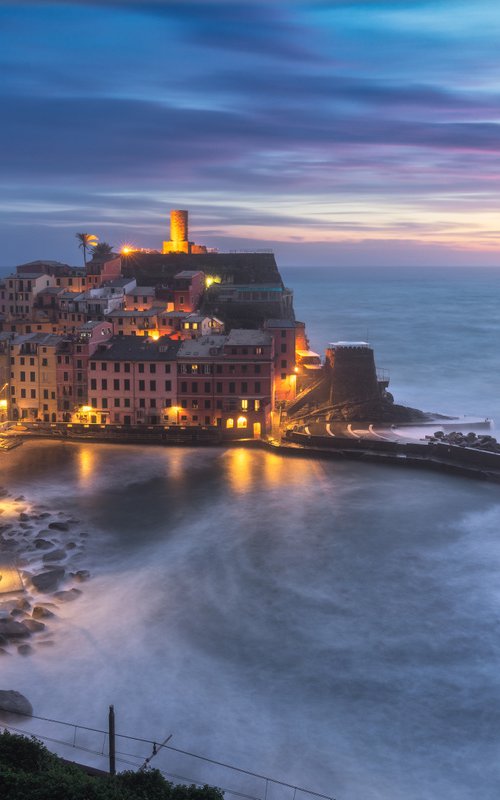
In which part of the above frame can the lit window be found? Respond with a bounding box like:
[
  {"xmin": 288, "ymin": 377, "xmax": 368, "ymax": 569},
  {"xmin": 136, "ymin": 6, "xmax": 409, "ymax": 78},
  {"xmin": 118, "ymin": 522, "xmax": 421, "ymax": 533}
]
[
  {"xmin": 237, "ymin": 416, "xmax": 247, "ymax": 429},
  {"xmin": 241, "ymin": 399, "xmax": 248, "ymax": 410},
  {"xmin": 226, "ymin": 418, "xmax": 234, "ymax": 428}
]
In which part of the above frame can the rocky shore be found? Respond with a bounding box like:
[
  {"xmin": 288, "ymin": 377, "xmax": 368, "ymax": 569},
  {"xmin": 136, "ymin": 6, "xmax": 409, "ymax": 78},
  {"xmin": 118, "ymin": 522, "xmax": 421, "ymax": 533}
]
[{"xmin": 0, "ymin": 489, "xmax": 90, "ymax": 657}]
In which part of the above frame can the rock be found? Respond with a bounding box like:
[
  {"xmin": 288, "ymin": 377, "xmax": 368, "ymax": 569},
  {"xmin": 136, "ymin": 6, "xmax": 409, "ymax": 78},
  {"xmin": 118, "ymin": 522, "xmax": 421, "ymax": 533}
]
[
  {"xmin": 0, "ymin": 634, "xmax": 8, "ymax": 647},
  {"xmin": 66, "ymin": 542, "xmax": 77, "ymax": 549},
  {"xmin": 0, "ymin": 648, "xmax": 10, "ymax": 656},
  {"xmin": 20, "ymin": 523, "xmax": 32, "ymax": 530},
  {"xmin": 34, "ymin": 538, "xmax": 53, "ymax": 550},
  {"xmin": 72, "ymin": 570, "xmax": 90, "ymax": 582},
  {"xmin": 14, "ymin": 495, "xmax": 25, "ymax": 501},
  {"xmin": 22, "ymin": 619, "xmax": 45, "ymax": 633},
  {"xmin": 19, "ymin": 513, "xmax": 30, "ymax": 522},
  {"xmin": 37, "ymin": 640, "xmax": 55, "ymax": 648},
  {"xmin": 9, "ymin": 608, "xmax": 25, "ymax": 618},
  {"xmin": 17, "ymin": 644, "xmax": 33, "ymax": 657},
  {"xmin": 53, "ymin": 588, "xmax": 81, "ymax": 602},
  {"xmin": 0, "ymin": 620, "xmax": 30, "ymax": 638},
  {"xmin": 38, "ymin": 512, "xmax": 50, "ymax": 519},
  {"xmin": 31, "ymin": 568, "xmax": 65, "ymax": 592},
  {"xmin": 0, "ymin": 690, "xmax": 32, "ymax": 716},
  {"xmin": 15, "ymin": 598, "xmax": 31, "ymax": 611},
  {"xmin": 48, "ymin": 522, "xmax": 69, "ymax": 532},
  {"xmin": 32, "ymin": 605, "xmax": 55, "ymax": 619},
  {"xmin": 42, "ymin": 549, "xmax": 66, "ymax": 563}
]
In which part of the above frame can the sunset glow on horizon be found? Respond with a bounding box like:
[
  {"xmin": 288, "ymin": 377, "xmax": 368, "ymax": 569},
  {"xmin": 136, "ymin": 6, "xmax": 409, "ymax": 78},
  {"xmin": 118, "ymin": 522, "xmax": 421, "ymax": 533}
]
[{"xmin": 2, "ymin": 1, "xmax": 500, "ymax": 267}]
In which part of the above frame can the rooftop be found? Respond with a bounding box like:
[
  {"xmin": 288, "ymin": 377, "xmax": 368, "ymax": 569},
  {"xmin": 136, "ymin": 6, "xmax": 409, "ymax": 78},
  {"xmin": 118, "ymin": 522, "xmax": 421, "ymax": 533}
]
[{"xmin": 91, "ymin": 336, "xmax": 181, "ymax": 362}]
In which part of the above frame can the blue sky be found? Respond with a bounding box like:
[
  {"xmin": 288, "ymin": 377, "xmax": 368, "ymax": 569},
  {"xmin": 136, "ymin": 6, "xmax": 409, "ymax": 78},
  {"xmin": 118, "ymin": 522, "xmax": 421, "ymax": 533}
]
[{"xmin": 2, "ymin": 0, "xmax": 500, "ymax": 267}]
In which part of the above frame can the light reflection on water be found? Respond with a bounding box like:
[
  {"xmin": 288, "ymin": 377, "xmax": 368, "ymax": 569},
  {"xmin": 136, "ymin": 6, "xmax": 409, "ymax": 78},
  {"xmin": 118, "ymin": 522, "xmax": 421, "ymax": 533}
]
[{"xmin": 1, "ymin": 441, "xmax": 500, "ymax": 800}]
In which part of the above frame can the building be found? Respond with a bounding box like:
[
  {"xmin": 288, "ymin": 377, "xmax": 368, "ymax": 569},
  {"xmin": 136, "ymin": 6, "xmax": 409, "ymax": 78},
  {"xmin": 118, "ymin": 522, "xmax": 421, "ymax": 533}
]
[
  {"xmin": 176, "ymin": 329, "xmax": 274, "ymax": 436},
  {"xmin": 88, "ymin": 336, "xmax": 180, "ymax": 425},
  {"xmin": 263, "ymin": 319, "xmax": 297, "ymax": 405}
]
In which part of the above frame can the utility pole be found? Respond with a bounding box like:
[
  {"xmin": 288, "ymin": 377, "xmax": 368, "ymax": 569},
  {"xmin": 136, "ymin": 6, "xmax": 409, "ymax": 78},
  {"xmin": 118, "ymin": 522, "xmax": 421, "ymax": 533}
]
[{"xmin": 108, "ymin": 705, "xmax": 116, "ymax": 776}]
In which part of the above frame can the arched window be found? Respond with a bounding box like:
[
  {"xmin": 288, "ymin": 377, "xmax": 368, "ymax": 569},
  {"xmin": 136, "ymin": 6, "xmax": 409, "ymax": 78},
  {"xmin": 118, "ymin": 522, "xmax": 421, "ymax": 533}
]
[
  {"xmin": 237, "ymin": 416, "xmax": 247, "ymax": 429},
  {"xmin": 226, "ymin": 418, "xmax": 234, "ymax": 428}
]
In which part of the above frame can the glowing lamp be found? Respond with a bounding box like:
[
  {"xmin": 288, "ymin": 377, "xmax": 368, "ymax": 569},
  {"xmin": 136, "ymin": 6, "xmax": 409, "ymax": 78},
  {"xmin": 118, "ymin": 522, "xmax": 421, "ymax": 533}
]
[
  {"xmin": 0, "ymin": 399, "xmax": 7, "ymax": 409},
  {"xmin": 121, "ymin": 245, "xmax": 135, "ymax": 255}
]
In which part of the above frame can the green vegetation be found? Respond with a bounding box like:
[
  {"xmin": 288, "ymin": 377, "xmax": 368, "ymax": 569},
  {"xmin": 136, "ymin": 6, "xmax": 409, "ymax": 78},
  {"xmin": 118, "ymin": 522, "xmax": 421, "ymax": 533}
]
[{"xmin": 0, "ymin": 731, "xmax": 225, "ymax": 800}]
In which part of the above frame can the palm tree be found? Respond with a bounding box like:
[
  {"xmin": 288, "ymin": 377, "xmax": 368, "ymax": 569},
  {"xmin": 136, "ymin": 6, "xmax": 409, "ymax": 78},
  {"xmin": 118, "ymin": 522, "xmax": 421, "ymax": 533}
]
[
  {"xmin": 75, "ymin": 233, "xmax": 98, "ymax": 267},
  {"xmin": 91, "ymin": 242, "xmax": 114, "ymax": 260}
]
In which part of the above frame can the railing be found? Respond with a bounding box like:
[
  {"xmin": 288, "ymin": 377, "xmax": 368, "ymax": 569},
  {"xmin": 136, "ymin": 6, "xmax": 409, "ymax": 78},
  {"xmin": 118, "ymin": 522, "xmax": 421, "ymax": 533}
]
[{"xmin": 0, "ymin": 711, "xmax": 335, "ymax": 800}]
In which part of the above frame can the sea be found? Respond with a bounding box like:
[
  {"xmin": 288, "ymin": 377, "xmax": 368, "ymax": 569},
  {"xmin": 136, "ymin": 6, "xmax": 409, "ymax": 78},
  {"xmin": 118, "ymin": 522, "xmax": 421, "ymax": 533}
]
[{"xmin": 1, "ymin": 265, "xmax": 500, "ymax": 800}]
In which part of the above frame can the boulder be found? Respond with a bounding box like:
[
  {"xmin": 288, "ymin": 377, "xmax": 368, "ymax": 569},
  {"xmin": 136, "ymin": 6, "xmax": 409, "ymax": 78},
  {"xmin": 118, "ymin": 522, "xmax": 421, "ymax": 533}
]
[
  {"xmin": 19, "ymin": 513, "xmax": 30, "ymax": 522},
  {"xmin": 17, "ymin": 644, "xmax": 33, "ymax": 657},
  {"xmin": 53, "ymin": 588, "xmax": 81, "ymax": 602},
  {"xmin": 22, "ymin": 619, "xmax": 45, "ymax": 633},
  {"xmin": 48, "ymin": 522, "xmax": 69, "ymax": 532},
  {"xmin": 72, "ymin": 570, "xmax": 90, "ymax": 582},
  {"xmin": 32, "ymin": 605, "xmax": 55, "ymax": 619},
  {"xmin": 42, "ymin": 549, "xmax": 66, "ymax": 563},
  {"xmin": 0, "ymin": 620, "xmax": 30, "ymax": 639},
  {"xmin": 0, "ymin": 690, "xmax": 32, "ymax": 716},
  {"xmin": 34, "ymin": 538, "xmax": 53, "ymax": 550},
  {"xmin": 31, "ymin": 568, "xmax": 65, "ymax": 592}
]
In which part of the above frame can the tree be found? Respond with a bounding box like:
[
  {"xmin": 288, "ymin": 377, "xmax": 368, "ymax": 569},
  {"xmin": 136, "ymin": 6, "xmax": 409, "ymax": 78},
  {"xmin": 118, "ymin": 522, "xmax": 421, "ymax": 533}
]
[
  {"xmin": 91, "ymin": 242, "xmax": 114, "ymax": 260},
  {"xmin": 75, "ymin": 232, "xmax": 98, "ymax": 266}
]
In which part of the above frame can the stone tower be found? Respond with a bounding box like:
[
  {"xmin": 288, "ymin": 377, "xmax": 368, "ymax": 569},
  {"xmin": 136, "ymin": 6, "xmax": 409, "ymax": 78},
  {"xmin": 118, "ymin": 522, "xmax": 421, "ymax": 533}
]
[{"xmin": 325, "ymin": 342, "xmax": 384, "ymax": 420}]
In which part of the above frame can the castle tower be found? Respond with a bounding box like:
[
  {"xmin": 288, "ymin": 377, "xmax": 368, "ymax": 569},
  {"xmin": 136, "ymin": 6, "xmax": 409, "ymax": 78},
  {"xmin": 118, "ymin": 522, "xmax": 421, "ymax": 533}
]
[
  {"xmin": 325, "ymin": 342, "xmax": 384, "ymax": 420},
  {"xmin": 163, "ymin": 209, "xmax": 189, "ymax": 254}
]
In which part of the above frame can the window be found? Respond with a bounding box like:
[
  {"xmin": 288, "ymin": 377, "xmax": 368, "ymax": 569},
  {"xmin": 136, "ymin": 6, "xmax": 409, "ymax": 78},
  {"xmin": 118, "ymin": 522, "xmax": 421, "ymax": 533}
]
[
  {"xmin": 139, "ymin": 398, "xmax": 146, "ymax": 408},
  {"xmin": 138, "ymin": 380, "xmax": 145, "ymax": 391},
  {"xmin": 281, "ymin": 344, "xmax": 287, "ymax": 353},
  {"xmin": 20, "ymin": 371, "xmax": 25, "ymax": 382},
  {"xmin": 226, "ymin": 418, "xmax": 234, "ymax": 428},
  {"xmin": 43, "ymin": 389, "xmax": 48, "ymax": 399},
  {"xmin": 30, "ymin": 389, "xmax": 36, "ymax": 398},
  {"xmin": 228, "ymin": 382, "xmax": 235, "ymax": 394},
  {"xmin": 204, "ymin": 382, "xmax": 210, "ymax": 393},
  {"xmin": 101, "ymin": 362, "xmax": 107, "ymax": 371},
  {"xmin": 124, "ymin": 398, "xmax": 130, "ymax": 407},
  {"xmin": 181, "ymin": 381, "xmax": 187, "ymax": 392},
  {"xmin": 42, "ymin": 358, "xmax": 48, "ymax": 367},
  {"xmin": 90, "ymin": 379, "xmax": 97, "ymax": 390},
  {"xmin": 138, "ymin": 363, "xmax": 144, "ymax": 373},
  {"xmin": 114, "ymin": 398, "xmax": 120, "ymax": 407},
  {"xmin": 191, "ymin": 382, "xmax": 198, "ymax": 393},
  {"xmin": 30, "ymin": 372, "xmax": 35, "ymax": 382},
  {"xmin": 114, "ymin": 363, "xmax": 120, "ymax": 372},
  {"xmin": 204, "ymin": 400, "xmax": 210, "ymax": 409},
  {"xmin": 241, "ymin": 381, "xmax": 248, "ymax": 392},
  {"xmin": 204, "ymin": 365, "xmax": 211, "ymax": 374},
  {"xmin": 192, "ymin": 399, "xmax": 198, "ymax": 409},
  {"xmin": 254, "ymin": 399, "xmax": 260, "ymax": 411},
  {"xmin": 102, "ymin": 398, "xmax": 108, "ymax": 409},
  {"xmin": 281, "ymin": 330, "xmax": 287, "ymax": 338},
  {"xmin": 165, "ymin": 364, "xmax": 171, "ymax": 373},
  {"xmin": 255, "ymin": 347, "xmax": 263, "ymax": 355},
  {"xmin": 113, "ymin": 379, "xmax": 120, "ymax": 390},
  {"xmin": 101, "ymin": 379, "xmax": 107, "ymax": 390},
  {"xmin": 281, "ymin": 373, "xmax": 286, "ymax": 380},
  {"xmin": 237, "ymin": 416, "xmax": 247, "ymax": 429},
  {"xmin": 20, "ymin": 389, "xmax": 26, "ymax": 398},
  {"xmin": 164, "ymin": 399, "xmax": 172, "ymax": 408},
  {"xmin": 90, "ymin": 362, "xmax": 96, "ymax": 371},
  {"xmin": 281, "ymin": 360, "xmax": 287, "ymax": 368},
  {"xmin": 124, "ymin": 379, "xmax": 130, "ymax": 391},
  {"xmin": 255, "ymin": 381, "xmax": 261, "ymax": 392},
  {"xmin": 191, "ymin": 364, "xmax": 198, "ymax": 374},
  {"xmin": 149, "ymin": 364, "xmax": 156, "ymax": 374},
  {"xmin": 255, "ymin": 365, "xmax": 261, "ymax": 374},
  {"xmin": 165, "ymin": 380, "xmax": 171, "ymax": 391},
  {"xmin": 150, "ymin": 380, "xmax": 156, "ymax": 391},
  {"xmin": 241, "ymin": 399, "xmax": 248, "ymax": 410},
  {"xmin": 181, "ymin": 400, "xmax": 187, "ymax": 408},
  {"xmin": 216, "ymin": 365, "xmax": 222, "ymax": 374},
  {"xmin": 216, "ymin": 382, "xmax": 222, "ymax": 393},
  {"xmin": 124, "ymin": 363, "xmax": 130, "ymax": 373}
]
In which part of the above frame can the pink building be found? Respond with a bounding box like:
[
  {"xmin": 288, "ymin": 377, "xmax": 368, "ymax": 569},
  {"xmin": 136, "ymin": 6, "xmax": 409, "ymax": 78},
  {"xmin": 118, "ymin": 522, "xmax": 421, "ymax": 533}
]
[
  {"xmin": 88, "ymin": 336, "xmax": 180, "ymax": 425},
  {"xmin": 172, "ymin": 271, "xmax": 205, "ymax": 312}
]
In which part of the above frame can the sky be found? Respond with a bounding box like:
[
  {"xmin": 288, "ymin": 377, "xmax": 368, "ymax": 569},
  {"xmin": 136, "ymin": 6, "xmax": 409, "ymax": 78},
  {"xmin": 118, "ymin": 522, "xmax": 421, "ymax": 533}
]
[{"xmin": 2, "ymin": 0, "xmax": 500, "ymax": 268}]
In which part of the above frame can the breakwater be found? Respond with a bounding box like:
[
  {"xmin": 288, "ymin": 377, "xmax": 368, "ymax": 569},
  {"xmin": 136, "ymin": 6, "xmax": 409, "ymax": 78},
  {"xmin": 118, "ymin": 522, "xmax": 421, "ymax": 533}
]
[{"xmin": 276, "ymin": 430, "xmax": 500, "ymax": 483}]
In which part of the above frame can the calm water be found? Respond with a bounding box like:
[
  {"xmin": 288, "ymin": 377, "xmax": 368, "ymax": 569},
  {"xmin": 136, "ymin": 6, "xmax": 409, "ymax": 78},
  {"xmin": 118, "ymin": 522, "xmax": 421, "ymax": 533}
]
[{"xmin": 2, "ymin": 266, "xmax": 500, "ymax": 800}]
